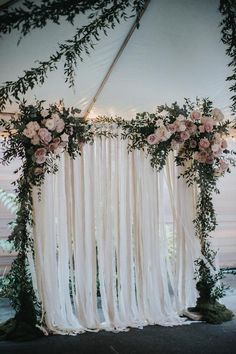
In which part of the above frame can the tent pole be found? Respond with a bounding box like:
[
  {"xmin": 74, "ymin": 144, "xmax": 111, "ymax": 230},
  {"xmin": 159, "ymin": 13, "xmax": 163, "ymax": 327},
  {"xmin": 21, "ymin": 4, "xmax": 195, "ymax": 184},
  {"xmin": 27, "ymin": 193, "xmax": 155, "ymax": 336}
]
[{"xmin": 83, "ymin": 0, "xmax": 151, "ymax": 120}]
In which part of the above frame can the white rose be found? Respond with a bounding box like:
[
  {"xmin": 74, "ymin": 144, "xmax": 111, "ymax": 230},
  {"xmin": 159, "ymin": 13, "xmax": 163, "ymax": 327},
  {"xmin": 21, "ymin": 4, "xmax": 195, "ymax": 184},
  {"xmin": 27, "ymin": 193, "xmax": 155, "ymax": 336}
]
[
  {"xmin": 54, "ymin": 146, "xmax": 64, "ymax": 155},
  {"xmin": 23, "ymin": 128, "xmax": 36, "ymax": 139},
  {"xmin": 61, "ymin": 133, "xmax": 69, "ymax": 142},
  {"xmin": 212, "ymin": 108, "xmax": 224, "ymax": 122},
  {"xmin": 156, "ymin": 119, "xmax": 164, "ymax": 127},
  {"xmin": 178, "ymin": 123, "xmax": 186, "ymax": 132},
  {"xmin": 45, "ymin": 118, "xmax": 56, "ymax": 131},
  {"xmin": 163, "ymin": 130, "xmax": 172, "ymax": 140},
  {"xmin": 176, "ymin": 114, "xmax": 186, "ymax": 121},
  {"xmin": 51, "ymin": 113, "xmax": 61, "ymax": 123},
  {"xmin": 211, "ymin": 143, "xmax": 221, "ymax": 153},
  {"xmin": 41, "ymin": 109, "xmax": 49, "ymax": 118},
  {"xmin": 31, "ymin": 134, "xmax": 40, "ymax": 145},
  {"xmin": 26, "ymin": 121, "xmax": 40, "ymax": 131}
]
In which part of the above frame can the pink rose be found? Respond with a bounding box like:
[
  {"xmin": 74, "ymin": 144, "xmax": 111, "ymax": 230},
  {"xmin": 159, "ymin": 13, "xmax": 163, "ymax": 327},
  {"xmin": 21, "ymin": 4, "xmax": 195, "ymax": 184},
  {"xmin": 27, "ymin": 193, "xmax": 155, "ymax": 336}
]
[
  {"xmin": 38, "ymin": 128, "xmax": 52, "ymax": 145},
  {"xmin": 195, "ymin": 151, "xmax": 207, "ymax": 163},
  {"xmin": 211, "ymin": 143, "xmax": 221, "ymax": 153},
  {"xmin": 176, "ymin": 114, "xmax": 186, "ymax": 121},
  {"xmin": 156, "ymin": 126, "xmax": 171, "ymax": 141},
  {"xmin": 171, "ymin": 139, "xmax": 180, "ymax": 150},
  {"xmin": 214, "ymin": 132, "xmax": 222, "ymax": 143},
  {"xmin": 185, "ymin": 121, "xmax": 193, "ymax": 129},
  {"xmin": 54, "ymin": 146, "xmax": 64, "ymax": 155},
  {"xmin": 199, "ymin": 138, "xmax": 210, "ymax": 149},
  {"xmin": 199, "ymin": 125, "xmax": 205, "ymax": 133},
  {"xmin": 55, "ymin": 118, "xmax": 65, "ymax": 133},
  {"xmin": 26, "ymin": 121, "xmax": 40, "ymax": 131},
  {"xmin": 167, "ymin": 123, "xmax": 177, "ymax": 133},
  {"xmin": 206, "ymin": 155, "xmax": 214, "ymax": 164},
  {"xmin": 51, "ymin": 113, "xmax": 61, "ymax": 122},
  {"xmin": 48, "ymin": 138, "xmax": 61, "ymax": 152},
  {"xmin": 147, "ymin": 134, "xmax": 159, "ymax": 145},
  {"xmin": 177, "ymin": 123, "xmax": 186, "ymax": 132},
  {"xmin": 221, "ymin": 139, "xmax": 227, "ymax": 149},
  {"xmin": 23, "ymin": 128, "xmax": 36, "ymax": 139},
  {"xmin": 31, "ymin": 134, "xmax": 40, "ymax": 145},
  {"xmin": 190, "ymin": 110, "xmax": 201, "ymax": 121},
  {"xmin": 201, "ymin": 117, "xmax": 214, "ymax": 133},
  {"xmin": 53, "ymin": 137, "xmax": 61, "ymax": 145},
  {"xmin": 35, "ymin": 148, "xmax": 47, "ymax": 164},
  {"xmin": 180, "ymin": 130, "xmax": 190, "ymax": 141},
  {"xmin": 189, "ymin": 140, "xmax": 197, "ymax": 148}
]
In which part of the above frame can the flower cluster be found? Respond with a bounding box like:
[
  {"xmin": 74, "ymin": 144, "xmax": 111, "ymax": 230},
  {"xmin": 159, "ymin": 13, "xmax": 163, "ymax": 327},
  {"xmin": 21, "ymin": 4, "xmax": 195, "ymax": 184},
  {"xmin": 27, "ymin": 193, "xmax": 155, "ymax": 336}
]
[
  {"xmin": 1, "ymin": 101, "xmax": 93, "ymax": 183},
  {"xmin": 23, "ymin": 110, "xmax": 69, "ymax": 166},
  {"xmin": 146, "ymin": 105, "xmax": 229, "ymax": 177}
]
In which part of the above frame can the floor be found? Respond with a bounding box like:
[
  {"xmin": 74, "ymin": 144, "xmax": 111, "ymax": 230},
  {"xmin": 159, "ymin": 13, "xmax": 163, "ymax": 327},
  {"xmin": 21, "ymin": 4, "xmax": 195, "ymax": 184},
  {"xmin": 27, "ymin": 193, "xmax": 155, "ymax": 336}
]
[{"xmin": 0, "ymin": 274, "xmax": 235, "ymax": 354}]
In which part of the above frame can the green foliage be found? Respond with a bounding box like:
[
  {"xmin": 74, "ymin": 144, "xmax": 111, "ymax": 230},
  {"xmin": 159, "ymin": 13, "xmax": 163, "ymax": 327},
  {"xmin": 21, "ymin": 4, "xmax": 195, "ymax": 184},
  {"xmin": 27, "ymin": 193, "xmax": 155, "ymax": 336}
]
[
  {"xmin": 190, "ymin": 301, "xmax": 233, "ymax": 324},
  {"xmin": 0, "ymin": 0, "xmax": 146, "ymax": 110},
  {"xmin": 0, "ymin": 101, "xmax": 96, "ymax": 338},
  {"xmin": 219, "ymin": 0, "xmax": 236, "ymax": 113},
  {"xmin": 0, "ymin": 189, "xmax": 18, "ymax": 215},
  {"xmin": 120, "ymin": 98, "xmax": 235, "ymax": 310}
]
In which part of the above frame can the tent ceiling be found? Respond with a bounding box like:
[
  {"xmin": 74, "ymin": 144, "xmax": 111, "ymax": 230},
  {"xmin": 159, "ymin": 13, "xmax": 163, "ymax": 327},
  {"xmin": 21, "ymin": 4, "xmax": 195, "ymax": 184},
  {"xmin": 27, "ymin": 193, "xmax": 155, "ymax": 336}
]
[{"xmin": 0, "ymin": 0, "xmax": 232, "ymax": 120}]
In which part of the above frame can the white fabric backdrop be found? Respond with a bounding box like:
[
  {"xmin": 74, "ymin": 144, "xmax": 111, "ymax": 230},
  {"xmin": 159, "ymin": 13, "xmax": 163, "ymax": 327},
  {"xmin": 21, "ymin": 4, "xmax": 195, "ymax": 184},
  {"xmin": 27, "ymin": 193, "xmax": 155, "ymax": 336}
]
[{"xmin": 32, "ymin": 135, "xmax": 201, "ymax": 334}]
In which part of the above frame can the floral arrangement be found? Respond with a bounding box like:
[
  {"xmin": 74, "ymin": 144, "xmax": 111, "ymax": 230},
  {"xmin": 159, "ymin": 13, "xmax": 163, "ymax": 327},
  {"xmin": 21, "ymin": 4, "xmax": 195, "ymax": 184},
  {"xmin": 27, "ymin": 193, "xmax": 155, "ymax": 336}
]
[
  {"xmin": 120, "ymin": 98, "xmax": 235, "ymax": 323},
  {"xmin": 121, "ymin": 99, "xmax": 231, "ymax": 174},
  {"xmin": 1, "ymin": 101, "xmax": 93, "ymax": 186},
  {"xmin": 0, "ymin": 101, "xmax": 94, "ymax": 340},
  {"xmin": 0, "ymin": 98, "xmax": 235, "ymax": 340}
]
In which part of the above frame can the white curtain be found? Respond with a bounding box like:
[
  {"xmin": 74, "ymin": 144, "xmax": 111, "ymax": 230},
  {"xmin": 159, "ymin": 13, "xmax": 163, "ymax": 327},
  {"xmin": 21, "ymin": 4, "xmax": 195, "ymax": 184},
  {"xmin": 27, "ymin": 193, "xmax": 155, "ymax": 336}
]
[{"xmin": 32, "ymin": 135, "xmax": 201, "ymax": 334}]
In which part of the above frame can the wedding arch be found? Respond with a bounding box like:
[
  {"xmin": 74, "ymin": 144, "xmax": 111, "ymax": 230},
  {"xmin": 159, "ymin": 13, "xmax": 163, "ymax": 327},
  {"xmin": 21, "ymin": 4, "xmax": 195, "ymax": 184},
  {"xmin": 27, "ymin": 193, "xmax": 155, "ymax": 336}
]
[
  {"xmin": 0, "ymin": 0, "xmax": 236, "ymax": 342},
  {"xmin": 0, "ymin": 98, "xmax": 235, "ymax": 339}
]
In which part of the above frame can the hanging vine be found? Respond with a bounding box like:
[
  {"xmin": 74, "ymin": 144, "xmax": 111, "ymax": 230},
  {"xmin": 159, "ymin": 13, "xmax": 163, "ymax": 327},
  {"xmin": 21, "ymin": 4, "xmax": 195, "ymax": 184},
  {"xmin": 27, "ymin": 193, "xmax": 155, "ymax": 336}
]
[
  {"xmin": 219, "ymin": 0, "xmax": 236, "ymax": 114},
  {"xmin": 0, "ymin": 0, "xmax": 146, "ymax": 110}
]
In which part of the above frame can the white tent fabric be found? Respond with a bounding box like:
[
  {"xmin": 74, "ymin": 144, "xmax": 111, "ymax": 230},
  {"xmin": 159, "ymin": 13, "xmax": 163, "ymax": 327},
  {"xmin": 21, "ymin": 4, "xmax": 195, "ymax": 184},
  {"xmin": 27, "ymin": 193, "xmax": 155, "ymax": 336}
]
[
  {"xmin": 32, "ymin": 135, "xmax": 201, "ymax": 334},
  {"xmin": 0, "ymin": 0, "xmax": 232, "ymax": 119}
]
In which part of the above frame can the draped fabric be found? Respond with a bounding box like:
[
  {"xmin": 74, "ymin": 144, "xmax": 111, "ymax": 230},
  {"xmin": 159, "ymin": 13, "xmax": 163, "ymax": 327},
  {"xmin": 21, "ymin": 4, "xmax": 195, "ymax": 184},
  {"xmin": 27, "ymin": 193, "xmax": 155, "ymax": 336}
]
[{"xmin": 32, "ymin": 135, "xmax": 201, "ymax": 334}]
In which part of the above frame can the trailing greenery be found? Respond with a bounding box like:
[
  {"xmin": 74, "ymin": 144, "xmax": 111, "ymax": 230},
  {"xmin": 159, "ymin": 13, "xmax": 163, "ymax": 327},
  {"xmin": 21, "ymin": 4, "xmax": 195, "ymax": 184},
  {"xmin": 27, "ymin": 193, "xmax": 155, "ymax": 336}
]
[
  {"xmin": 119, "ymin": 98, "xmax": 235, "ymax": 323},
  {"xmin": 219, "ymin": 0, "xmax": 236, "ymax": 114},
  {"xmin": 0, "ymin": 0, "xmax": 146, "ymax": 110},
  {"xmin": 0, "ymin": 101, "xmax": 96, "ymax": 340}
]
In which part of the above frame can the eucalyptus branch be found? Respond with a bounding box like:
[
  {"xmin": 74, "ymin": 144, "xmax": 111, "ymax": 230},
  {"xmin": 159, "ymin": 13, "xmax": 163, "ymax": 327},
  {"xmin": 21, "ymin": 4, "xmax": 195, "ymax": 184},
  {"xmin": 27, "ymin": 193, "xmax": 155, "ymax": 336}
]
[
  {"xmin": 219, "ymin": 0, "xmax": 236, "ymax": 113},
  {"xmin": 0, "ymin": 0, "xmax": 146, "ymax": 110},
  {"xmin": 0, "ymin": 0, "xmax": 144, "ymax": 37}
]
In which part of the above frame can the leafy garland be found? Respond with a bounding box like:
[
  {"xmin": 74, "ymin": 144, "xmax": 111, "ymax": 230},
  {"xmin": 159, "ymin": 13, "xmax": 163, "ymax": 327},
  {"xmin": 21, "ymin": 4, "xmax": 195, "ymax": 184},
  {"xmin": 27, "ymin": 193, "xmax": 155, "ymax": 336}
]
[
  {"xmin": 0, "ymin": 0, "xmax": 146, "ymax": 110},
  {"xmin": 0, "ymin": 98, "xmax": 235, "ymax": 340},
  {"xmin": 219, "ymin": 0, "xmax": 236, "ymax": 114}
]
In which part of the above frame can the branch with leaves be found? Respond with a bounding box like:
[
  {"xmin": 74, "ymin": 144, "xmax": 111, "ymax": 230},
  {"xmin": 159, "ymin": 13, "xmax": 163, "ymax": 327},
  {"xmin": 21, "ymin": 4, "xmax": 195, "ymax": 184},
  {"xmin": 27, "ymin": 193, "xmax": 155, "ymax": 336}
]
[
  {"xmin": 0, "ymin": 0, "xmax": 146, "ymax": 110},
  {"xmin": 219, "ymin": 0, "xmax": 236, "ymax": 114}
]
